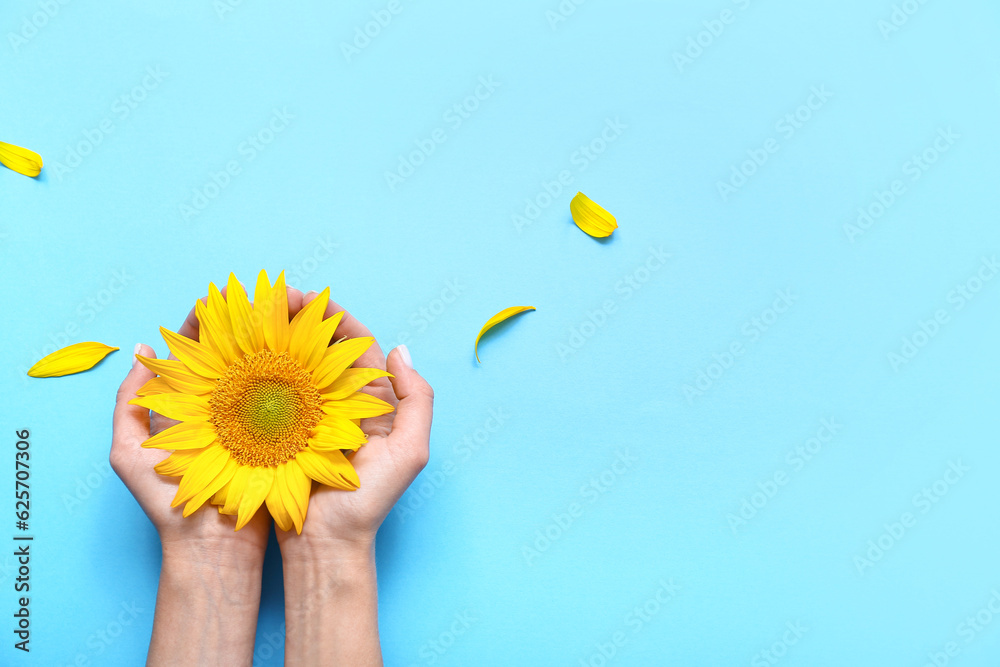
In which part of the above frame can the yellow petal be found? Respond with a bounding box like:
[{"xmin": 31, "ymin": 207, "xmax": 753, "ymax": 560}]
[
  {"xmin": 136, "ymin": 356, "xmax": 216, "ymax": 395},
  {"xmin": 154, "ymin": 449, "xmax": 206, "ymax": 476},
  {"xmin": 204, "ymin": 282, "xmax": 242, "ymax": 362},
  {"xmin": 474, "ymin": 306, "xmax": 536, "ymax": 362},
  {"xmin": 288, "ymin": 287, "xmax": 331, "ymax": 366},
  {"xmin": 211, "ymin": 480, "xmax": 231, "ymax": 508},
  {"xmin": 0, "ymin": 141, "xmax": 42, "ymax": 178},
  {"xmin": 171, "ymin": 445, "xmax": 230, "ymax": 507},
  {"xmin": 136, "ymin": 376, "xmax": 174, "ymax": 397},
  {"xmin": 159, "ymin": 327, "xmax": 226, "ymax": 379},
  {"xmin": 27, "ymin": 342, "xmax": 118, "ymax": 377},
  {"xmin": 227, "ymin": 273, "xmax": 264, "ymax": 355},
  {"xmin": 265, "ymin": 473, "xmax": 294, "ymax": 532},
  {"xmin": 321, "ymin": 392, "xmax": 395, "ymax": 419},
  {"xmin": 283, "ymin": 459, "xmax": 312, "ymax": 531},
  {"xmin": 298, "ymin": 312, "xmax": 344, "ymax": 373},
  {"xmin": 311, "ymin": 337, "xmax": 374, "ymax": 389},
  {"xmin": 129, "ymin": 393, "xmax": 212, "ymax": 422},
  {"xmin": 309, "ymin": 417, "xmax": 368, "ymax": 451},
  {"xmin": 183, "ymin": 457, "xmax": 239, "ymax": 517},
  {"xmin": 295, "ymin": 449, "xmax": 359, "ymax": 490},
  {"xmin": 255, "ymin": 270, "xmax": 290, "ymax": 354},
  {"xmin": 222, "ymin": 466, "xmax": 251, "ymax": 515},
  {"xmin": 570, "ymin": 192, "xmax": 617, "ymax": 238},
  {"xmin": 140, "ymin": 420, "xmax": 217, "ymax": 450},
  {"xmin": 236, "ymin": 466, "xmax": 275, "ymax": 530},
  {"xmin": 320, "ymin": 367, "xmax": 392, "ymax": 400}
]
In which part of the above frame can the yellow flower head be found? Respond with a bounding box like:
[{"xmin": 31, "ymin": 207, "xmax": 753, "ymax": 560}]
[{"xmin": 130, "ymin": 270, "xmax": 393, "ymax": 533}]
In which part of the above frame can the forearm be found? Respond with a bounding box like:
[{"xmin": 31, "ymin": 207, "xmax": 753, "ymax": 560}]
[
  {"xmin": 281, "ymin": 542, "xmax": 381, "ymax": 666},
  {"xmin": 147, "ymin": 546, "xmax": 264, "ymax": 667}
]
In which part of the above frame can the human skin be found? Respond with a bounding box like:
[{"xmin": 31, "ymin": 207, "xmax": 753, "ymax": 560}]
[{"xmin": 110, "ymin": 284, "xmax": 434, "ymax": 667}]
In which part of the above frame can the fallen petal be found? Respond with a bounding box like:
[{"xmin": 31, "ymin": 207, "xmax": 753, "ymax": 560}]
[
  {"xmin": 27, "ymin": 342, "xmax": 118, "ymax": 377},
  {"xmin": 570, "ymin": 192, "xmax": 617, "ymax": 238},
  {"xmin": 0, "ymin": 141, "xmax": 43, "ymax": 178},
  {"xmin": 475, "ymin": 306, "xmax": 536, "ymax": 363}
]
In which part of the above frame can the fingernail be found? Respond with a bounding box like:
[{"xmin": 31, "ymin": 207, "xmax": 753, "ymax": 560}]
[
  {"xmin": 396, "ymin": 344, "xmax": 413, "ymax": 369},
  {"xmin": 304, "ymin": 290, "xmax": 318, "ymax": 301},
  {"xmin": 133, "ymin": 343, "xmax": 142, "ymax": 367}
]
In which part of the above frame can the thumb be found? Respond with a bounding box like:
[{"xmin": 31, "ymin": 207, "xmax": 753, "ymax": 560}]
[
  {"xmin": 385, "ymin": 345, "xmax": 433, "ymax": 470},
  {"xmin": 110, "ymin": 344, "xmax": 157, "ymax": 477}
]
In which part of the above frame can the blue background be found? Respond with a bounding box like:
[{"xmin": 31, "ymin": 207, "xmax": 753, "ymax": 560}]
[{"xmin": 2, "ymin": 0, "xmax": 999, "ymax": 664}]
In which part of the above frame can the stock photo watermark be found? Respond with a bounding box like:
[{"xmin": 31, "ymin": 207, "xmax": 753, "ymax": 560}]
[
  {"xmin": 388, "ymin": 279, "xmax": 466, "ymax": 350},
  {"xmin": 179, "ymin": 107, "xmax": 294, "ymax": 220},
  {"xmin": 522, "ymin": 448, "xmax": 638, "ymax": 566},
  {"xmin": 578, "ymin": 579, "xmax": 680, "ymax": 667},
  {"xmin": 878, "ymin": 0, "xmax": 932, "ymax": 40},
  {"xmin": 48, "ymin": 66, "xmax": 169, "ymax": 182},
  {"xmin": 61, "ymin": 600, "xmax": 144, "ymax": 664},
  {"xmin": 727, "ymin": 418, "xmax": 843, "ymax": 535},
  {"xmin": 921, "ymin": 589, "xmax": 1000, "ymax": 667},
  {"xmin": 340, "ymin": 0, "xmax": 412, "ymax": 63},
  {"xmin": 751, "ymin": 621, "xmax": 808, "ymax": 667},
  {"xmin": 556, "ymin": 245, "xmax": 671, "ymax": 361},
  {"xmin": 887, "ymin": 255, "xmax": 997, "ymax": 371},
  {"xmin": 853, "ymin": 460, "xmax": 969, "ymax": 575},
  {"xmin": 716, "ymin": 86, "xmax": 833, "ymax": 202},
  {"xmin": 512, "ymin": 117, "xmax": 627, "ymax": 233},
  {"xmin": 672, "ymin": 0, "xmax": 757, "ymax": 73},
  {"xmin": 7, "ymin": 0, "xmax": 72, "ymax": 53},
  {"xmin": 843, "ymin": 127, "xmax": 959, "ymax": 243},
  {"xmin": 413, "ymin": 610, "xmax": 477, "ymax": 665},
  {"xmin": 682, "ymin": 289, "xmax": 797, "ymax": 404},
  {"xmin": 384, "ymin": 76, "xmax": 501, "ymax": 191},
  {"xmin": 395, "ymin": 407, "xmax": 510, "ymax": 524}
]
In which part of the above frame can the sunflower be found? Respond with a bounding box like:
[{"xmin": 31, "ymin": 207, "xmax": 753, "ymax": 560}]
[{"xmin": 129, "ymin": 270, "xmax": 393, "ymax": 533}]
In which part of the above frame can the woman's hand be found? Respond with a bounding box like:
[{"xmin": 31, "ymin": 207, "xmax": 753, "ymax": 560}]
[
  {"xmin": 276, "ymin": 290, "xmax": 435, "ymax": 667},
  {"xmin": 111, "ymin": 294, "xmax": 270, "ymax": 667}
]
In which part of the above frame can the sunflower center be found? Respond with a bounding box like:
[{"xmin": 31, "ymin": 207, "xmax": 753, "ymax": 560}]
[{"xmin": 209, "ymin": 350, "xmax": 322, "ymax": 467}]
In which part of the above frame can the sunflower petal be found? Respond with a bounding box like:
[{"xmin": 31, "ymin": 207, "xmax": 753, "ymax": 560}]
[
  {"xmin": 295, "ymin": 449, "xmax": 359, "ymax": 490},
  {"xmin": 227, "ymin": 273, "xmax": 264, "ymax": 355},
  {"xmin": 255, "ymin": 270, "xmax": 290, "ymax": 354},
  {"xmin": 136, "ymin": 356, "xmax": 216, "ymax": 395},
  {"xmin": 265, "ymin": 473, "xmax": 294, "ymax": 532},
  {"xmin": 288, "ymin": 287, "xmax": 331, "ymax": 367},
  {"xmin": 309, "ymin": 417, "xmax": 368, "ymax": 451},
  {"xmin": 130, "ymin": 394, "xmax": 212, "ymax": 423},
  {"xmin": 321, "ymin": 392, "xmax": 395, "ymax": 419},
  {"xmin": 136, "ymin": 376, "xmax": 175, "ymax": 397},
  {"xmin": 183, "ymin": 457, "xmax": 239, "ymax": 517},
  {"xmin": 320, "ymin": 368, "xmax": 392, "ymax": 400},
  {"xmin": 27, "ymin": 342, "xmax": 118, "ymax": 377},
  {"xmin": 222, "ymin": 466, "xmax": 251, "ymax": 515},
  {"xmin": 474, "ymin": 306, "xmax": 536, "ymax": 363},
  {"xmin": 141, "ymin": 420, "xmax": 217, "ymax": 451},
  {"xmin": 160, "ymin": 327, "xmax": 226, "ymax": 379},
  {"xmin": 302, "ymin": 313, "xmax": 344, "ymax": 373},
  {"xmin": 0, "ymin": 141, "xmax": 43, "ymax": 178},
  {"xmin": 205, "ymin": 282, "xmax": 242, "ymax": 362},
  {"xmin": 211, "ymin": 480, "xmax": 231, "ymax": 507},
  {"xmin": 154, "ymin": 449, "xmax": 207, "ymax": 476},
  {"xmin": 570, "ymin": 191, "xmax": 617, "ymax": 238},
  {"xmin": 171, "ymin": 445, "xmax": 230, "ymax": 506},
  {"xmin": 283, "ymin": 459, "xmax": 312, "ymax": 531},
  {"xmin": 311, "ymin": 337, "xmax": 374, "ymax": 389},
  {"xmin": 236, "ymin": 466, "xmax": 275, "ymax": 530}
]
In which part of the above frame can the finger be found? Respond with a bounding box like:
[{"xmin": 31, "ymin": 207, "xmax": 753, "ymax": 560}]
[
  {"xmin": 110, "ymin": 344, "xmax": 156, "ymax": 474},
  {"xmin": 384, "ymin": 345, "xmax": 433, "ymax": 469},
  {"xmin": 302, "ymin": 291, "xmax": 387, "ymax": 370}
]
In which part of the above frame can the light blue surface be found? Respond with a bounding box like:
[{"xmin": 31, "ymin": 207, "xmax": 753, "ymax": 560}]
[{"xmin": 2, "ymin": 0, "xmax": 1000, "ymax": 664}]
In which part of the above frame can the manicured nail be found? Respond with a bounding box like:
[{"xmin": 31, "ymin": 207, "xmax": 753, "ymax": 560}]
[
  {"xmin": 396, "ymin": 344, "xmax": 413, "ymax": 369},
  {"xmin": 304, "ymin": 290, "xmax": 318, "ymax": 302},
  {"xmin": 133, "ymin": 343, "xmax": 142, "ymax": 367}
]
